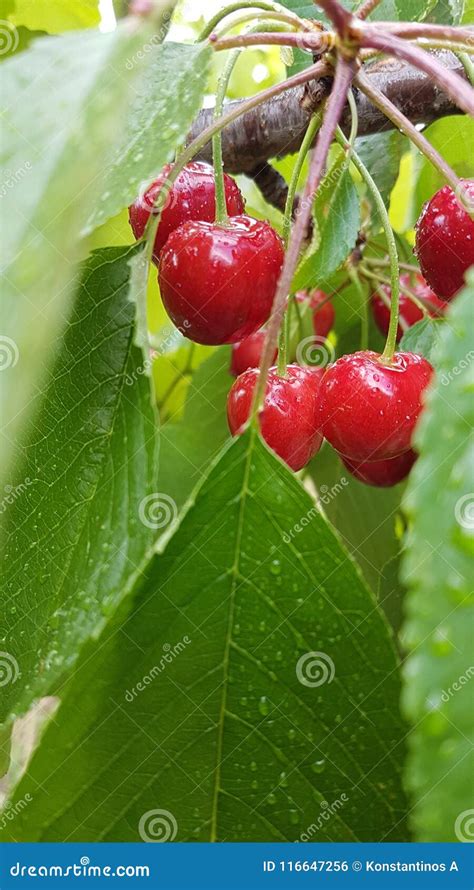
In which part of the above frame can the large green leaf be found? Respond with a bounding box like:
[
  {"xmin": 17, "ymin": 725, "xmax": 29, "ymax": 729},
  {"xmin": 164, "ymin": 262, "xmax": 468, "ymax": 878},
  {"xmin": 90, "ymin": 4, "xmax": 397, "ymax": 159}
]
[
  {"xmin": 0, "ymin": 246, "xmax": 159, "ymax": 728},
  {"xmin": 0, "ymin": 24, "xmax": 209, "ymax": 482},
  {"xmin": 355, "ymin": 131, "xmax": 406, "ymax": 206},
  {"xmin": 293, "ymin": 159, "xmax": 360, "ymax": 292},
  {"xmin": 399, "ymin": 317, "xmax": 446, "ymax": 368},
  {"xmin": 395, "ymin": 0, "xmax": 464, "ymax": 21},
  {"xmin": 9, "ymin": 0, "xmax": 100, "ymax": 32},
  {"xmin": 158, "ymin": 348, "xmax": 231, "ymax": 511},
  {"xmin": 401, "ymin": 277, "xmax": 474, "ymax": 841},
  {"xmin": 310, "ymin": 445, "xmax": 407, "ymax": 632},
  {"xmin": 2, "ymin": 430, "xmax": 408, "ymax": 841}
]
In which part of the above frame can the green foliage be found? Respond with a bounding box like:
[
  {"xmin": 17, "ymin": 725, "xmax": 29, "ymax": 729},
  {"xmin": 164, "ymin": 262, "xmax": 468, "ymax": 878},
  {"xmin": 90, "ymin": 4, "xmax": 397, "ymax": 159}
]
[
  {"xmin": 0, "ymin": 24, "xmax": 210, "ymax": 483},
  {"xmin": 395, "ymin": 0, "xmax": 465, "ymax": 21},
  {"xmin": 401, "ymin": 278, "xmax": 474, "ymax": 841},
  {"xmin": 2, "ymin": 431, "xmax": 408, "ymax": 842},
  {"xmin": 9, "ymin": 0, "xmax": 100, "ymax": 32},
  {"xmin": 0, "ymin": 247, "xmax": 159, "ymax": 727},
  {"xmin": 413, "ymin": 116, "xmax": 474, "ymax": 220},
  {"xmin": 356, "ymin": 132, "xmax": 407, "ymax": 207},
  {"xmin": 399, "ymin": 317, "xmax": 446, "ymax": 368}
]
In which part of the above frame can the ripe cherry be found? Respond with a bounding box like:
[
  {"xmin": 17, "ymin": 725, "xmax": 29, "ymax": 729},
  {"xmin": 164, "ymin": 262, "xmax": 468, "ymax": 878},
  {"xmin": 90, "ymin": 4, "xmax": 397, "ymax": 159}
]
[
  {"xmin": 318, "ymin": 350, "xmax": 433, "ymax": 462},
  {"xmin": 128, "ymin": 161, "xmax": 244, "ymax": 263},
  {"xmin": 415, "ymin": 178, "xmax": 474, "ymax": 299},
  {"xmin": 158, "ymin": 215, "xmax": 284, "ymax": 345},
  {"xmin": 227, "ymin": 364, "xmax": 324, "ymax": 471},
  {"xmin": 295, "ymin": 290, "xmax": 335, "ymax": 339},
  {"xmin": 230, "ymin": 330, "xmax": 277, "ymax": 377},
  {"xmin": 371, "ymin": 273, "xmax": 446, "ymax": 342},
  {"xmin": 311, "ymin": 290, "xmax": 336, "ymax": 339},
  {"xmin": 341, "ymin": 449, "xmax": 417, "ymax": 488}
]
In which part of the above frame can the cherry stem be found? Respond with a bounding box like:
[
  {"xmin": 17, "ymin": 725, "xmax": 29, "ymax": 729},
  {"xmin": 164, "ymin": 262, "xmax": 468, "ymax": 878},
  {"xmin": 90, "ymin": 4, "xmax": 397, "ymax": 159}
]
[
  {"xmin": 457, "ymin": 51, "xmax": 474, "ymax": 86},
  {"xmin": 314, "ymin": 0, "xmax": 351, "ymax": 34},
  {"xmin": 356, "ymin": 71, "xmax": 463, "ymax": 198},
  {"xmin": 212, "ymin": 30, "xmax": 333, "ymax": 51},
  {"xmin": 361, "ymin": 267, "xmax": 429, "ymax": 317},
  {"xmin": 372, "ymin": 23, "xmax": 474, "ymax": 43},
  {"xmin": 213, "ymin": 48, "xmax": 241, "ymax": 224},
  {"xmin": 210, "ymin": 10, "xmax": 303, "ymax": 39},
  {"xmin": 356, "ymin": 0, "xmax": 383, "ymax": 19},
  {"xmin": 360, "ymin": 31, "xmax": 474, "ymax": 117},
  {"xmin": 198, "ymin": 1, "xmax": 302, "ymax": 41},
  {"xmin": 254, "ymin": 56, "xmax": 356, "ymax": 412}
]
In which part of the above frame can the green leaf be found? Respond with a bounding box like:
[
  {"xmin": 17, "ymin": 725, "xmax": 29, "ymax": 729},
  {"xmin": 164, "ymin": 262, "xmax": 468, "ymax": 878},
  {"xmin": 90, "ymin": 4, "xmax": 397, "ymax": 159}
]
[
  {"xmin": 394, "ymin": 0, "xmax": 464, "ymax": 21},
  {"xmin": 293, "ymin": 159, "xmax": 360, "ymax": 291},
  {"xmin": 84, "ymin": 41, "xmax": 212, "ymax": 233},
  {"xmin": 0, "ymin": 246, "xmax": 159, "ymax": 728},
  {"xmin": 401, "ymin": 276, "xmax": 474, "ymax": 841},
  {"xmin": 309, "ymin": 445, "xmax": 407, "ymax": 632},
  {"xmin": 2, "ymin": 431, "xmax": 408, "ymax": 842},
  {"xmin": 0, "ymin": 26, "xmax": 210, "ymax": 482},
  {"xmin": 413, "ymin": 116, "xmax": 474, "ymax": 221},
  {"xmin": 10, "ymin": 0, "xmax": 100, "ymax": 32},
  {"xmin": 158, "ymin": 348, "xmax": 231, "ymax": 511},
  {"xmin": 355, "ymin": 131, "xmax": 406, "ymax": 206},
  {"xmin": 399, "ymin": 317, "xmax": 445, "ymax": 368}
]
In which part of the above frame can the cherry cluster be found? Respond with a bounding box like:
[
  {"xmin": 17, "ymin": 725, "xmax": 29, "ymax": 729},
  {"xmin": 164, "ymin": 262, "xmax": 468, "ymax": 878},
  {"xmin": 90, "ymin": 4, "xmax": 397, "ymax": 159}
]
[{"xmin": 129, "ymin": 165, "xmax": 474, "ymax": 489}]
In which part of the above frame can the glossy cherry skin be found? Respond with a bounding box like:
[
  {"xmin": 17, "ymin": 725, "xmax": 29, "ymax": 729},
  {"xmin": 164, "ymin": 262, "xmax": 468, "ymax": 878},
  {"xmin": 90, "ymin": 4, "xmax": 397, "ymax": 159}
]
[
  {"xmin": 128, "ymin": 161, "xmax": 245, "ymax": 263},
  {"xmin": 341, "ymin": 448, "xmax": 417, "ymax": 488},
  {"xmin": 415, "ymin": 179, "xmax": 474, "ymax": 299},
  {"xmin": 230, "ymin": 330, "xmax": 277, "ymax": 377},
  {"xmin": 158, "ymin": 215, "xmax": 284, "ymax": 345},
  {"xmin": 227, "ymin": 365, "xmax": 324, "ymax": 471},
  {"xmin": 318, "ymin": 350, "xmax": 433, "ymax": 462},
  {"xmin": 311, "ymin": 290, "xmax": 336, "ymax": 339},
  {"xmin": 371, "ymin": 273, "xmax": 447, "ymax": 342}
]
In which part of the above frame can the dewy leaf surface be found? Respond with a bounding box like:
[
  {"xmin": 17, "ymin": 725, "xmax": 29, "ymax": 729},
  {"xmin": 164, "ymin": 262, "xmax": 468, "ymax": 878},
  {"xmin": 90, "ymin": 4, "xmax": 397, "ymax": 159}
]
[
  {"xmin": 0, "ymin": 246, "xmax": 159, "ymax": 727},
  {"xmin": 0, "ymin": 26, "xmax": 209, "ymax": 480},
  {"xmin": 3, "ymin": 431, "xmax": 408, "ymax": 842},
  {"xmin": 401, "ymin": 278, "xmax": 474, "ymax": 841}
]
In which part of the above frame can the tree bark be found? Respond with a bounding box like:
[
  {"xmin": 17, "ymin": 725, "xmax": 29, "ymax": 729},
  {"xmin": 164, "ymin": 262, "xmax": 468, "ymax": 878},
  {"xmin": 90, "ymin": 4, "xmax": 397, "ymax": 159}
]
[{"xmin": 188, "ymin": 52, "xmax": 469, "ymax": 174}]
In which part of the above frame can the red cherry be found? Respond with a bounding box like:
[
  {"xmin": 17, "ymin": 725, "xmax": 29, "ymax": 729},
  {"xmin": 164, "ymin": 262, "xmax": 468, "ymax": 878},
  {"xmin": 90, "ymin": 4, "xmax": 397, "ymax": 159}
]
[
  {"xmin": 227, "ymin": 365, "xmax": 324, "ymax": 471},
  {"xmin": 230, "ymin": 330, "xmax": 277, "ymax": 377},
  {"xmin": 310, "ymin": 290, "xmax": 336, "ymax": 339},
  {"xmin": 415, "ymin": 179, "xmax": 474, "ymax": 299},
  {"xmin": 158, "ymin": 215, "xmax": 284, "ymax": 345},
  {"xmin": 318, "ymin": 350, "xmax": 433, "ymax": 461},
  {"xmin": 341, "ymin": 449, "xmax": 417, "ymax": 488},
  {"xmin": 128, "ymin": 161, "xmax": 244, "ymax": 263},
  {"xmin": 371, "ymin": 273, "xmax": 446, "ymax": 341}
]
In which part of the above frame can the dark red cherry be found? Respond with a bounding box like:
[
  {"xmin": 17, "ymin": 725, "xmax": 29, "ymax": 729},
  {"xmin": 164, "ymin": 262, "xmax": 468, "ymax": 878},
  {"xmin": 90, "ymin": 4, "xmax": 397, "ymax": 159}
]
[
  {"xmin": 158, "ymin": 215, "xmax": 284, "ymax": 345},
  {"xmin": 415, "ymin": 179, "xmax": 474, "ymax": 299},
  {"xmin": 318, "ymin": 350, "xmax": 433, "ymax": 461},
  {"xmin": 371, "ymin": 273, "xmax": 447, "ymax": 341},
  {"xmin": 310, "ymin": 290, "xmax": 336, "ymax": 339},
  {"xmin": 341, "ymin": 449, "xmax": 417, "ymax": 487},
  {"xmin": 227, "ymin": 364, "xmax": 324, "ymax": 471},
  {"xmin": 230, "ymin": 330, "xmax": 277, "ymax": 377},
  {"xmin": 128, "ymin": 161, "xmax": 245, "ymax": 263}
]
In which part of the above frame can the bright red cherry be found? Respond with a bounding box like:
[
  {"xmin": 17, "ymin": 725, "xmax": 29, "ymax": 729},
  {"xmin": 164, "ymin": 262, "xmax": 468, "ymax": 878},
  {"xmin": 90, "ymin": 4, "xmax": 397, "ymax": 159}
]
[
  {"xmin": 230, "ymin": 330, "xmax": 277, "ymax": 377},
  {"xmin": 128, "ymin": 161, "xmax": 245, "ymax": 263},
  {"xmin": 415, "ymin": 179, "xmax": 474, "ymax": 299},
  {"xmin": 311, "ymin": 290, "xmax": 336, "ymax": 339},
  {"xmin": 318, "ymin": 350, "xmax": 433, "ymax": 462},
  {"xmin": 371, "ymin": 273, "xmax": 447, "ymax": 341},
  {"xmin": 341, "ymin": 449, "xmax": 417, "ymax": 488},
  {"xmin": 227, "ymin": 365, "xmax": 324, "ymax": 471},
  {"xmin": 158, "ymin": 215, "xmax": 284, "ymax": 345}
]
